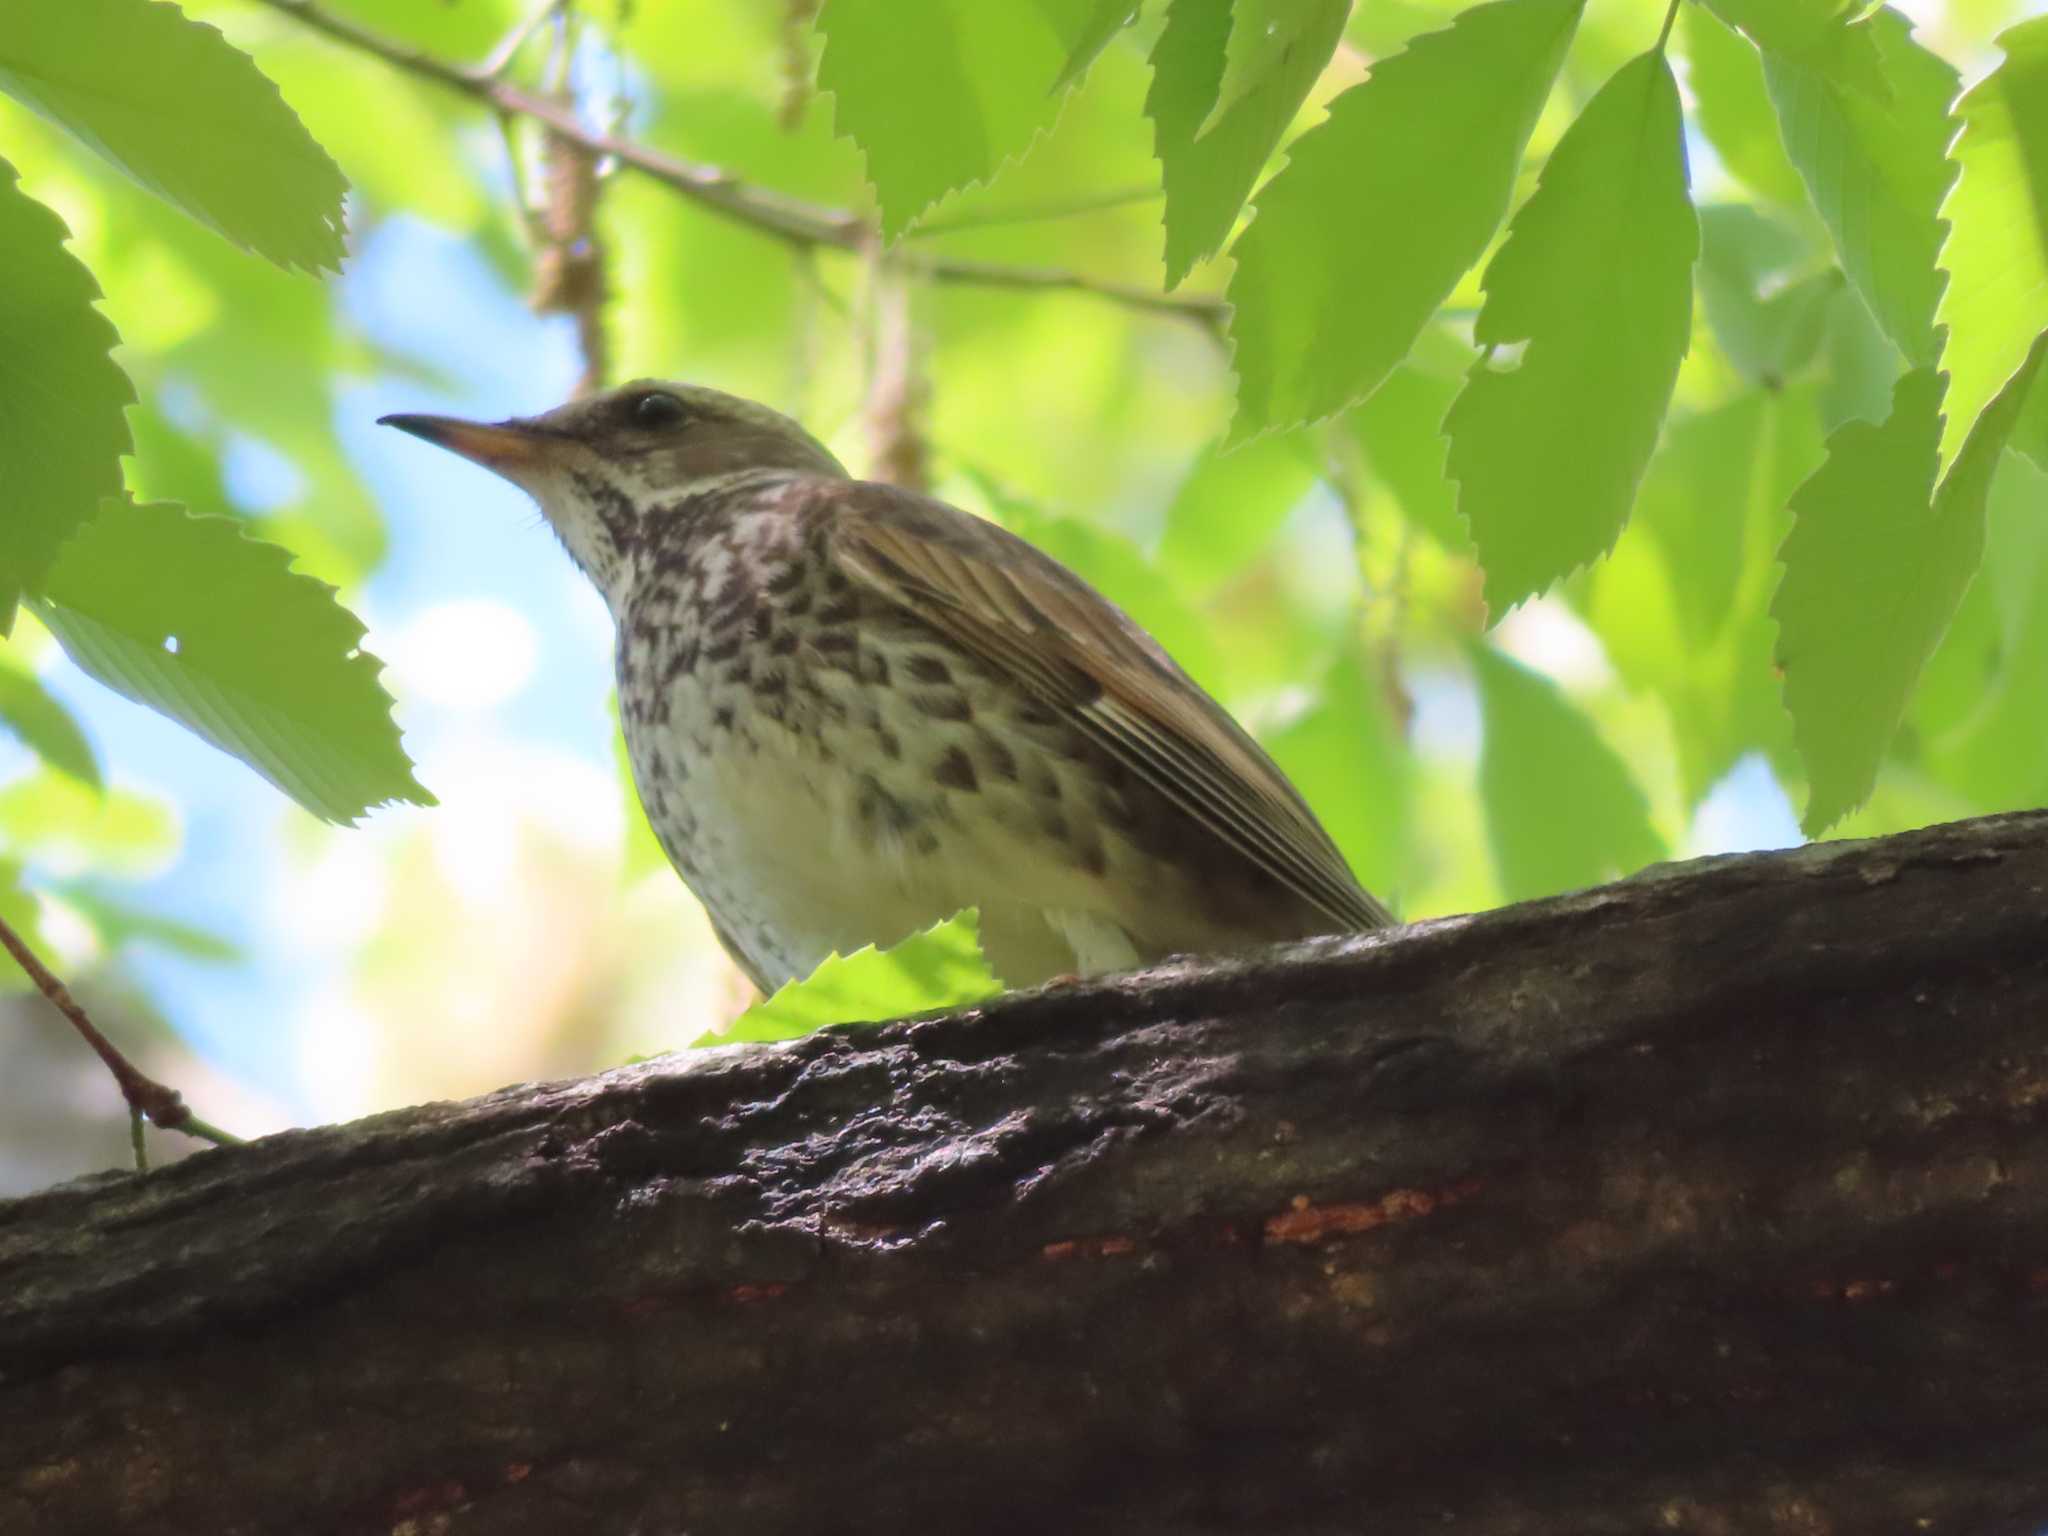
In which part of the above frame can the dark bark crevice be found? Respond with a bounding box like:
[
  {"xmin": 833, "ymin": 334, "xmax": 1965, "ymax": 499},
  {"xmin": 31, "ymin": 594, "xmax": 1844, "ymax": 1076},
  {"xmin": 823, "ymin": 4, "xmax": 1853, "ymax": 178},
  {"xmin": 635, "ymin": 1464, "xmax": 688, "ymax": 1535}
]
[{"xmin": 3, "ymin": 811, "xmax": 2046, "ymax": 1534}]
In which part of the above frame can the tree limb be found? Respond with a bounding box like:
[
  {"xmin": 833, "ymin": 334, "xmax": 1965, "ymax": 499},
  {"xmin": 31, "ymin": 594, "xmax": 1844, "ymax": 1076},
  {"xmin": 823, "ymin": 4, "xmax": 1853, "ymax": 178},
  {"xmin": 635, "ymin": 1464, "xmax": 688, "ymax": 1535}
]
[{"xmin": 4, "ymin": 811, "xmax": 2047, "ymax": 1533}]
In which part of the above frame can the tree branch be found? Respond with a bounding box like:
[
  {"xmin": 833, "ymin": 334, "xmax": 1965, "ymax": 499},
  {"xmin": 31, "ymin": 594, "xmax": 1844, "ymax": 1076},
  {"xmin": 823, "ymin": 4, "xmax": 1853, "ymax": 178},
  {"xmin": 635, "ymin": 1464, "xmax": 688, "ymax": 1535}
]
[
  {"xmin": 0, "ymin": 913, "xmax": 239, "ymax": 1162},
  {"xmin": 5, "ymin": 812, "xmax": 2047, "ymax": 1532},
  {"xmin": 250, "ymin": 0, "xmax": 1227, "ymax": 330}
]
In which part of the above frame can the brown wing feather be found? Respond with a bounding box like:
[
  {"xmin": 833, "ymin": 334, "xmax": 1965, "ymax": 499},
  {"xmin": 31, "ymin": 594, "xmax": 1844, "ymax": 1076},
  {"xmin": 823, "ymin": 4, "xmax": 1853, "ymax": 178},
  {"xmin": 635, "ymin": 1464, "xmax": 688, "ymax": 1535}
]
[{"xmin": 825, "ymin": 483, "xmax": 1394, "ymax": 932}]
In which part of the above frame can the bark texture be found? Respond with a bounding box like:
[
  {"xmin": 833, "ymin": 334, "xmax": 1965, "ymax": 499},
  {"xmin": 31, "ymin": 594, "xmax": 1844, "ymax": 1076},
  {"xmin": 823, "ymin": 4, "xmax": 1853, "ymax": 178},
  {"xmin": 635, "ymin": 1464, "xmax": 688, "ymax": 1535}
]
[{"xmin": 4, "ymin": 811, "xmax": 2047, "ymax": 1535}]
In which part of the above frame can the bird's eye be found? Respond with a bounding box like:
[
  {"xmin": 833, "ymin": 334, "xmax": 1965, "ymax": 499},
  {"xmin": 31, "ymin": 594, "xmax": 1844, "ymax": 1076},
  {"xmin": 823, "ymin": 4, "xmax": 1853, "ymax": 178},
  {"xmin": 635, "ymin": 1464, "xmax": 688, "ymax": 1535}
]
[{"xmin": 629, "ymin": 390, "xmax": 687, "ymax": 429}]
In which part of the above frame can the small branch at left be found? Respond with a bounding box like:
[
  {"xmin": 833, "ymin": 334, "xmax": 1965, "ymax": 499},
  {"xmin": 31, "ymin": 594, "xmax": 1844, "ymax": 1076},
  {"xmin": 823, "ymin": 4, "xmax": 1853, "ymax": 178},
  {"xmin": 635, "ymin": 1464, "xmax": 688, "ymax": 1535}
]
[{"xmin": 0, "ymin": 911, "xmax": 241, "ymax": 1169}]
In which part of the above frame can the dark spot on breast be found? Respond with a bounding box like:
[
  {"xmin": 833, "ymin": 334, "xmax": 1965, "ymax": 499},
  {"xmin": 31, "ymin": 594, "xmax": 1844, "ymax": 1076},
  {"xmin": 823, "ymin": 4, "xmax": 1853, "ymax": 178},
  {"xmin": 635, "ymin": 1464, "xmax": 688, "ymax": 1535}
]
[
  {"xmin": 751, "ymin": 608, "xmax": 774, "ymax": 643},
  {"xmin": 770, "ymin": 630, "xmax": 799, "ymax": 656},
  {"xmin": 1076, "ymin": 838, "xmax": 1108, "ymax": 877},
  {"xmin": 934, "ymin": 746, "xmax": 978, "ymax": 793},
  {"xmin": 784, "ymin": 591, "xmax": 813, "ymax": 619},
  {"xmin": 818, "ymin": 597, "xmax": 859, "ymax": 626},
  {"xmin": 978, "ymin": 732, "xmax": 1019, "ymax": 783},
  {"xmin": 661, "ymin": 641, "xmax": 701, "ymax": 683},
  {"xmin": 724, "ymin": 662, "xmax": 752, "ymax": 687},
  {"xmin": 713, "ymin": 704, "xmax": 735, "ymax": 731},
  {"xmin": 915, "ymin": 691, "xmax": 972, "ymax": 723},
  {"xmin": 825, "ymin": 570, "xmax": 850, "ymax": 595},
  {"xmin": 1038, "ymin": 806, "xmax": 1070, "ymax": 843},
  {"xmin": 811, "ymin": 631, "xmax": 856, "ymax": 655},
  {"xmin": 1015, "ymin": 697, "xmax": 1060, "ymax": 729},
  {"xmin": 875, "ymin": 727, "xmax": 901, "ymax": 760},
  {"xmin": 856, "ymin": 774, "xmax": 917, "ymax": 840},
  {"xmin": 865, "ymin": 652, "xmax": 891, "ymax": 687},
  {"xmin": 907, "ymin": 654, "xmax": 952, "ymax": 686},
  {"xmin": 755, "ymin": 671, "xmax": 788, "ymax": 698},
  {"xmin": 705, "ymin": 634, "xmax": 743, "ymax": 665}
]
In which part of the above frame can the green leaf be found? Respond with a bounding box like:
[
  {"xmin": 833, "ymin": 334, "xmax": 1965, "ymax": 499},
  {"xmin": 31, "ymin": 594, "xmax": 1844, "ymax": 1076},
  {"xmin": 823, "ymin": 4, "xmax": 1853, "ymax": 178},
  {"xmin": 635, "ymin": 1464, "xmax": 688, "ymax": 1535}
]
[
  {"xmin": 1053, "ymin": 0, "xmax": 1142, "ymax": 92},
  {"xmin": 817, "ymin": 0, "xmax": 1096, "ymax": 239},
  {"xmin": 0, "ymin": 0, "xmax": 347, "ymax": 272},
  {"xmin": 1154, "ymin": 434, "xmax": 1319, "ymax": 596},
  {"xmin": 1932, "ymin": 16, "xmax": 2048, "ymax": 479},
  {"xmin": 1909, "ymin": 451, "xmax": 2048, "ymax": 812},
  {"xmin": 1772, "ymin": 337, "xmax": 2048, "ymax": 834},
  {"xmin": 1703, "ymin": 0, "xmax": 1887, "ymax": 97},
  {"xmin": 1443, "ymin": 50, "xmax": 1697, "ymax": 613},
  {"xmin": 1762, "ymin": 8, "xmax": 1957, "ymax": 368},
  {"xmin": 1343, "ymin": 363, "xmax": 1466, "ymax": 554},
  {"xmin": 1696, "ymin": 205, "xmax": 1838, "ymax": 387},
  {"xmin": 1583, "ymin": 387, "xmax": 1822, "ymax": 805},
  {"xmin": 1197, "ymin": 0, "xmax": 1347, "ymax": 136},
  {"xmin": 1471, "ymin": 644, "xmax": 1664, "ymax": 902},
  {"xmin": 1819, "ymin": 280, "xmax": 1903, "ymax": 433},
  {"xmin": 0, "ymin": 158, "xmax": 133, "ymax": 632},
  {"xmin": 1146, "ymin": 0, "xmax": 1347, "ymax": 287},
  {"xmin": 0, "ymin": 770, "xmax": 178, "ymax": 875},
  {"xmin": 1682, "ymin": 5, "xmax": 1808, "ymax": 208},
  {"xmin": 696, "ymin": 909, "xmax": 1003, "ymax": 1047},
  {"xmin": 1262, "ymin": 652, "xmax": 1411, "ymax": 907},
  {"xmin": 0, "ymin": 656, "xmax": 101, "ymax": 790},
  {"xmin": 31, "ymin": 501, "xmax": 432, "ymax": 825},
  {"xmin": 1225, "ymin": 0, "xmax": 1582, "ymax": 437}
]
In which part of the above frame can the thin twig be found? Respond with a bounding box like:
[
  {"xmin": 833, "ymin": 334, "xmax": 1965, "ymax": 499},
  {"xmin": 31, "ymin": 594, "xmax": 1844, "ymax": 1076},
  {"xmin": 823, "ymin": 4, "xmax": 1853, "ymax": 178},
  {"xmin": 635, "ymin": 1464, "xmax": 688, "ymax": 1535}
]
[
  {"xmin": 861, "ymin": 246, "xmax": 931, "ymax": 490},
  {"xmin": 0, "ymin": 910, "xmax": 242, "ymax": 1165},
  {"xmin": 480, "ymin": 0, "xmax": 567, "ymax": 81},
  {"xmin": 251, "ymin": 0, "xmax": 1225, "ymax": 330}
]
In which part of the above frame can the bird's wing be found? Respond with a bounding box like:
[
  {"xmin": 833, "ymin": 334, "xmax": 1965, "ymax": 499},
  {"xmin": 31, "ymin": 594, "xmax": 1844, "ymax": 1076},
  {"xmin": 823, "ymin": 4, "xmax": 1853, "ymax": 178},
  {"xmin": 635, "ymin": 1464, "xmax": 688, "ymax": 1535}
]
[{"xmin": 825, "ymin": 482, "xmax": 1393, "ymax": 931}]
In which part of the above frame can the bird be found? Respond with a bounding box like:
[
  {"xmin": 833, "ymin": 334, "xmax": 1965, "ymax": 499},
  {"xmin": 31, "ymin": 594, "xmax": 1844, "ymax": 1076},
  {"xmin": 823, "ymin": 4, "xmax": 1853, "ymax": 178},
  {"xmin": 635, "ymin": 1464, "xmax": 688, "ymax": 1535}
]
[{"xmin": 380, "ymin": 381, "xmax": 1394, "ymax": 993}]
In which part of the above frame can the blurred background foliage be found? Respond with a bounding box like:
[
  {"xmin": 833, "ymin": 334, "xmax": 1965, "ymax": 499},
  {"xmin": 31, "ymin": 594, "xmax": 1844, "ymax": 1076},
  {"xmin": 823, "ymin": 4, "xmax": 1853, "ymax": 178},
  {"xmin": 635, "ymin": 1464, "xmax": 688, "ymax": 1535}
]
[{"xmin": 1, "ymin": 0, "xmax": 2044, "ymax": 1189}]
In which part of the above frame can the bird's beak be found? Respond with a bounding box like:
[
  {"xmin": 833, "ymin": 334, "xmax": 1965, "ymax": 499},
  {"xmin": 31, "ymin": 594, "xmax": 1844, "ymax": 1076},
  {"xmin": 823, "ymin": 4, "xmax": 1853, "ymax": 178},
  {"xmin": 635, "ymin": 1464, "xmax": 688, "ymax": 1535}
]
[{"xmin": 377, "ymin": 412, "xmax": 554, "ymax": 476}]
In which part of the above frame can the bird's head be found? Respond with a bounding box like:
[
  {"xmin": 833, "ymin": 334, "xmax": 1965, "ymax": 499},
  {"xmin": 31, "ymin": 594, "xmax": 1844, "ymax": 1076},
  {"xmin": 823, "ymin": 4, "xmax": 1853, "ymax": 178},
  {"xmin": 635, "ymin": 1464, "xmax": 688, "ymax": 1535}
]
[{"xmin": 380, "ymin": 380, "xmax": 846, "ymax": 602}]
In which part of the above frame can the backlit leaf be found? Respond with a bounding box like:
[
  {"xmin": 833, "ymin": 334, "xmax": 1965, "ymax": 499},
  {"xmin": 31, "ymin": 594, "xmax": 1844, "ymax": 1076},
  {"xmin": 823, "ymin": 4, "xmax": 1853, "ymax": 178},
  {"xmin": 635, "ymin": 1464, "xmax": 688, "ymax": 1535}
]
[
  {"xmin": 1262, "ymin": 652, "xmax": 1411, "ymax": 908},
  {"xmin": 0, "ymin": 0, "xmax": 347, "ymax": 271},
  {"xmin": 1054, "ymin": 0, "xmax": 1143, "ymax": 92},
  {"xmin": 1155, "ymin": 434, "xmax": 1319, "ymax": 596},
  {"xmin": 1703, "ymin": 0, "xmax": 1888, "ymax": 97},
  {"xmin": 1772, "ymin": 336, "xmax": 2048, "ymax": 833},
  {"xmin": 1932, "ymin": 16, "xmax": 2048, "ymax": 478},
  {"xmin": 817, "ymin": 0, "xmax": 1097, "ymax": 239},
  {"xmin": 1696, "ymin": 205, "xmax": 1837, "ymax": 387},
  {"xmin": 1763, "ymin": 8, "xmax": 1957, "ymax": 367},
  {"xmin": 0, "ymin": 159, "xmax": 132, "ymax": 631},
  {"xmin": 1344, "ymin": 363, "xmax": 1466, "ymax": 554},
  {"xmin": 696, "ymin": 909, "xmax": 1003, "ymax": 1046},
  {"xmin": 1226, "ymin": 0, "xmax": 1582, "ymax": 437},
  {"xmin": 1583, "ymin": 387, "xmax": 1822, "ymax": 804},
  {"xmin": 32, "ymin": 502, "xmax": 432, "ymax": 825},
  {"xmin": 1146, "ymin": 0, "xmax": 1346, "ymax": 287},
  {"xmin": 1198, "ymin": 0, "xmax": 1347, "ymax": 137},
  {"xmin": 0, "ymin": 657, "xmax": 101, "ymax": 791},
  {"xmin": 1444, "ymin": 50, "xmax": 1697, "ymax": 613},
  {"xmin": 1682, "ymin": 6, "xmax": 1807, "ymax": 208},
  {"xmin": 1472, "ymin": 644, "xmax": 1664, "ymax": 902}
]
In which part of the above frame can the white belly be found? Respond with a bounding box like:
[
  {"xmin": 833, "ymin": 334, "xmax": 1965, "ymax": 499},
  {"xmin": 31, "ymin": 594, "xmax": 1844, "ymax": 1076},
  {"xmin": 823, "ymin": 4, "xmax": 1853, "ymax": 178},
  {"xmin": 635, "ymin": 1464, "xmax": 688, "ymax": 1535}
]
[{"xmin": 623, "ymin": 651, "xmax": 1142, "ymax": 991}]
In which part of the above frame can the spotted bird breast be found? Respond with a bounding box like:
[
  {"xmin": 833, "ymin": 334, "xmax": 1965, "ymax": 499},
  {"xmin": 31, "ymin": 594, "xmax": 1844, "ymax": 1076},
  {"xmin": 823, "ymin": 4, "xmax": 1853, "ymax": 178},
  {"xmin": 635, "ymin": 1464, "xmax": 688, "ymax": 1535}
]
[{"xmin": 610, "ymin": 502, "xmax": 1184, "ymax": 991}]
